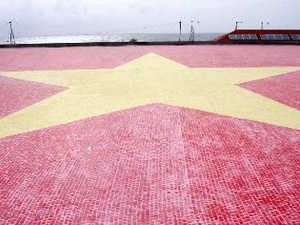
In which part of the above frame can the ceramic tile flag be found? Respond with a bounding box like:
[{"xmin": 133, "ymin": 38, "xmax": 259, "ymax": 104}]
[{"xmin": 0, "ymin": 45, "xmax": 300, "ymax": 224}]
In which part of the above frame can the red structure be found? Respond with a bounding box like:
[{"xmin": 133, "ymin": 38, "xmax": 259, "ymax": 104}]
[{"xmin": 215, "ymin": 29, "xmax": 300, "ymax": 44}]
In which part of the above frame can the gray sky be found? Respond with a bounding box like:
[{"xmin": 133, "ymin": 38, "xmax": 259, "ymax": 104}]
[{"xmin": 0, "ymin": 0, "xmax": 299, "ymax": 37}]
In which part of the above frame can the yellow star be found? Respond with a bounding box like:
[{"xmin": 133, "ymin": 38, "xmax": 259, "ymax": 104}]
[{"xmin": 0, "ymin": 53, "xmax": 299, "ymax": 138}]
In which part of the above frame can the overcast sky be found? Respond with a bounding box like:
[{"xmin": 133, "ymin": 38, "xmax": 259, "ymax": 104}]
[{"xmin": 0, "ymin": 0, "xmax": 299, "ymax": 38}]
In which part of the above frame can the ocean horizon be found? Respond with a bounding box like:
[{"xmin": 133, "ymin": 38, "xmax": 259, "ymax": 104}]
[{"xmin": 0, "ymin": 33, "xmax": 223, "ymax": 45}]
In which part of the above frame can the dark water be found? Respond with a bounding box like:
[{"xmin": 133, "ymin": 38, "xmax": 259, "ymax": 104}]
[{"xmin": 0, "ymin": 33, "xmax": 222, "ymax": 44}]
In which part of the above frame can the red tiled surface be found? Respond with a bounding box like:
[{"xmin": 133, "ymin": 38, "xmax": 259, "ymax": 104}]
[
  {"xmin": 151, "ymin": 45, "xmax": 300, "ymax": 68},
  {"xmin": 1, "ymin": 45, "xmax": 300, "ymax": 71},
  {"xmin": 0, "ymin": 47, "xmax": 149, "ymax": 71},
  {"xmin": 0, "ymin": 45, "xmax": 300, "ymax": 224},
  {"xmin": 180, "ymin": 106, "xmax": 300, "ymax": 224},
  {"xmin": 0, "ymin": 76, "xmax": 66, "ymax": 119},
  {"xmin": 240, "ymin": 70, "xmax": 300, "ymax": 110},
  {"xmin": 0, "ymin": 104, "xmax": 300, "ymax": 224}
]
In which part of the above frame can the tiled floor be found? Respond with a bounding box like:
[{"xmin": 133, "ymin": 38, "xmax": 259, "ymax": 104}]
[{"xmin": 0, "ymin": 45, "xmax": 299, "ymax": 224}]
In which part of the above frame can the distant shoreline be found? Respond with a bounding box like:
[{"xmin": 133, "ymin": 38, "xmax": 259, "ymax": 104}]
[{"xmin": 0, "ymin": 33, "xmax": 222, "ymax": 46}]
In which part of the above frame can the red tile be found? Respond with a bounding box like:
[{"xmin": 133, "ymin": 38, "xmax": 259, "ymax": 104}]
[
  {"xmin": 0, "ymin": 76, "xmax": 66, "ymax": 119},
  {"xmin": 0, "ymin": 104, "xmax": 299, "ymax": 224},
  {"xmin": 1, "ymin": 45, "xmax": 300, "ymax": 72},
  {"xmin": 240, "ymin": 70, "xmax": 300, "ymax": 110}
]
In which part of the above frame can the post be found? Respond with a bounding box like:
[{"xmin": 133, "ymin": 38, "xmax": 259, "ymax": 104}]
[{"xmin": 179, "ymin": 20, "xmax": 182, "ymax": 42}]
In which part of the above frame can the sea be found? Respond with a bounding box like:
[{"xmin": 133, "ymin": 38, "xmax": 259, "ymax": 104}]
[{"xmin": 0, "ymin": 33, "xmax": 222, "ymax": 45}]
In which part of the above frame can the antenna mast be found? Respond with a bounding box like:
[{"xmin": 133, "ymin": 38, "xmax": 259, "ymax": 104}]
[
  {"xmin": 7, "ymin": 21, "xmax": 16, "ymax": 44},
  {"xmin": 189, "ymin": 21, "xmax": 195, "ymax": 42}
]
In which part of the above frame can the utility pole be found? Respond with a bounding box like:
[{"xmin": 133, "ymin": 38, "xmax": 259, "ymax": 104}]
[
  {"xmin": 7, "ymin": 21, "xmax": 16, "ymax": 44},
  {"xmin": 235, "ymin": 21, "xmax": 243, "ymax": 30},
  {"xmin": 179, "ymin": 20, "xmax": 182, "ymax": 41},
  {"xmin": 189, "ymin": 21, "xmax": 195, "ymax": 42}
]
